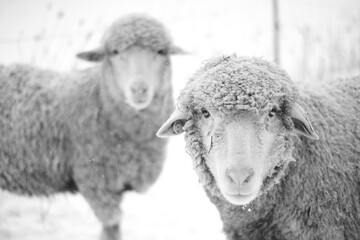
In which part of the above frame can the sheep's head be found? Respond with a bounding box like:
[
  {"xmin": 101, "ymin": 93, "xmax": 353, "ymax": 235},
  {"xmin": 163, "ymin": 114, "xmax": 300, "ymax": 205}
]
[
  {"xmin": 76, "ymin": 14, "xmax": 185, "ymax": 110},
  {"xmin": 157, "ymin": 55, "xmax": 319, "ymax": 205}
]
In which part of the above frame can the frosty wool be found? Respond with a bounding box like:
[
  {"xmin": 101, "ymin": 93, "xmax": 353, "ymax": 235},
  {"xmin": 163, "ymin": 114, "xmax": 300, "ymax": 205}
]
[{"xmin": 158, "ymin": 55, "xmax": 360, "ymax": 239}]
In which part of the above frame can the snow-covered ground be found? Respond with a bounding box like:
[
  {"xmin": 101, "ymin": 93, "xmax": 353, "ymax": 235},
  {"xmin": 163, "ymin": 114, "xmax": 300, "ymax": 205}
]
[{"xmin": 0, "ymin": 0, "xmax": 359, "ymax": 239}]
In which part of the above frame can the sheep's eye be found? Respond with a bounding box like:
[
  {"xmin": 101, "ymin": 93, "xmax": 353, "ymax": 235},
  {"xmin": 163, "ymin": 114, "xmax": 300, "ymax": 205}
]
[
  {"xmin": 158, "ymin": 49, "xmax": 167, "ymax": 55},
  {"xmin": 172, "ymin": 120, "xmax": 184, "ymax": 134},
  {"xmin": 201, "ymin": 108, "xmax": 210, "ymax": 118},
  {"xmin": 112, "ymin": 49, "xmax": 119, "ymax": 55},
  {"xmin": 268, "ymin": 107, "xmax": 277, "ymax": 118}
]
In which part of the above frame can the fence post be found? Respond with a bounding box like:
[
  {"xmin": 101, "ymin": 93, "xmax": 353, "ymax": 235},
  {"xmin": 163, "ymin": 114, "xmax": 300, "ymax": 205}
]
[{"xmin": 273, "ymin": 0, "xmax": 280, "ymax": 65}]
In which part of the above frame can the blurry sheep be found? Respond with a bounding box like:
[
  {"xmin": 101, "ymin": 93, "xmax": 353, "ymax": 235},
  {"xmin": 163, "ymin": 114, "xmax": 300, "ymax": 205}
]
[{"xmin": 0, "ymin": 14, "xmax": 184, "ymax": 240}]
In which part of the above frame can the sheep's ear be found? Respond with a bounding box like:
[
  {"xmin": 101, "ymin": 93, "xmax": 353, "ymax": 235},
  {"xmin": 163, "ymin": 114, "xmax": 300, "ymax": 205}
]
[
  {"xmin": 76, "ymin": 47, "xmax": 106, "ymax": 62},
  {"xmin": 157, "ymin": 107, "xmax": 187, "ymax": 138},
  {"xmin": 290, "ymin": 103, "xmax": 319, "ymax": 140},
  {"xmin": 169, "ymin": 45, "xmax": 187, "ymax": 55}
]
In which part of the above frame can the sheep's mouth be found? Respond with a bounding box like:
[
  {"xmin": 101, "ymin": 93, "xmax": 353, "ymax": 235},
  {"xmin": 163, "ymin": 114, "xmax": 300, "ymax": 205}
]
[
  {"xmin": 133, "ymin": 98, "xmax": 147, "ymax": 104},
  {"xmin": 127, "ymin": 98, "xmax": 151, "ymax": 110},
  {"xmin": 261, "ymin": 161, "xmax": 286, "ymax": 193},
  {"xmin": 222, "ymin": 189, "xmax": 259, "ymax": 205},
  {"xmin": 127, "ymin": 94, "xmax": 153, "ymax": 110}
]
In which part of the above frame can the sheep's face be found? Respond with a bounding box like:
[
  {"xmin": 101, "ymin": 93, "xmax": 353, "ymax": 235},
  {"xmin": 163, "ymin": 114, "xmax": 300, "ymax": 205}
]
[
  {"xmin": 158, "ymin": 103, "xmax": 318, "ymax": 205},
  {"xmin": 77, "ymin": 45, "xmax": 173, "ymax": 110},
  {"xmin": 106, "ymin": 46, "xmax": 170, "ymax": 110},
  {"xmin": 194, "ymin": 107, "xmax": 286, "ymax": 205},
  {"xmin": 157, "ymin": 56, "xmax": 319, "ymax": 206},
  {"xmin": 76, "ymin": 15, "xmax": 186, "ymax": 110}
]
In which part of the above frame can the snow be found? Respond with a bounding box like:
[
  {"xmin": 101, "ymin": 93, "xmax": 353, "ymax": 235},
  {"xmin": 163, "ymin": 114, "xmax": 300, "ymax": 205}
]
[{"xmin": 0, "ymin": 0, "xmax": 359, "ymax": 239}]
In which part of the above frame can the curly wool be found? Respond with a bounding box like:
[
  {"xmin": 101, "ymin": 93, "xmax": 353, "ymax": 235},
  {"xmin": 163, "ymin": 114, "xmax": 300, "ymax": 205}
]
[
  {"xmin": 179, "ymin": 55, "xmax": 299, "ymax": 115},
  {"xmin": 0, "ymin": 64, "xmax": 173, "ymax": 196},
  {"xmin": 180, "ymin": 55, "xmax": 298, "ymax": 197},
  {"xmin": 178, "ymin": 55, "xmax": 360, "ymax": 239},
  {"xmin": 102, "ymin": 14, "xmax": 174, "ymax": 53}
]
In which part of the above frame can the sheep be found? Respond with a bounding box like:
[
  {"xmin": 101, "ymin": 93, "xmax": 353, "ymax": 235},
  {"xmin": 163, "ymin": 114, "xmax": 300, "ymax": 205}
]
[
  {"xmin": 157, "ymin": 55, "xmax": 360, "ymax": 239},
  {"xmin": 0, "ymin": 14, "xmax": 184, "ymax": 240}
]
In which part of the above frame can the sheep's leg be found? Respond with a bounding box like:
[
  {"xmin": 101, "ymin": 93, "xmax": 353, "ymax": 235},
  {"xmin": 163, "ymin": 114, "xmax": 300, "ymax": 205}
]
[
  {"xmin": 100, "ymin": 224, "xmax": 120, "ymax": 240},
  {"xmin": 78, "ymin": 186, "xmax": 123, "ymax": 240}
]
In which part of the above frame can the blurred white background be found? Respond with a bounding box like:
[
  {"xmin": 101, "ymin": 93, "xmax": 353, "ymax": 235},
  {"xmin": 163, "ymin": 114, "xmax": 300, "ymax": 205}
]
[{"xmin": 0, "ymin": 0, "xmax": 359, "ymax": 239}]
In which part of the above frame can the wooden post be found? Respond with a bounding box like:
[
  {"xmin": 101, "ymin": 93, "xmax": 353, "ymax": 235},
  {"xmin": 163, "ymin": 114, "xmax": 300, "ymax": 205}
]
[{"xmin": 273, "ymin": 0, "xmax": 280, "ymax": 65}]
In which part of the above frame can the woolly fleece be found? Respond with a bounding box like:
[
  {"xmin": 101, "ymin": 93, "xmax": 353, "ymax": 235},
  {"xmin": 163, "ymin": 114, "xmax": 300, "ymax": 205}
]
[
  {"xmin": 0, "ymin": 14, "xmax": 176, "ymax": 240},
  {"xmin": 0, "ymin": 62, "xmax": 173, "ymax": 210},
  {"xmin": 103, "ymin": 14, "xmax": 176, "ymax": 54},
  {"xmin": 177, "ymin": 55, "xmax": 360, "ymax": 239}
]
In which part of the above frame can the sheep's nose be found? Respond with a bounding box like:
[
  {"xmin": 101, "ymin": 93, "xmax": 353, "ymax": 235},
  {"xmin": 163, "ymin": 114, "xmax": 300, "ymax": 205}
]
[
  {"xmin": 131, "ymin": 82, "xmax": 148, "ymax": 95},
  {"xmin": 226, "ymin": 167, "xmax": 254, "ymax": 186}
]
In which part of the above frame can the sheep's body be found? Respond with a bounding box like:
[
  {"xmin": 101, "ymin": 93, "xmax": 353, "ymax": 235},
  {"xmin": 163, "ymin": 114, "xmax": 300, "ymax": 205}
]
[
  {"xmin": 0, "ymin": 14, "xmax": 180, "ymax": 240},
  {"xmin": 158, "ymin": 56, "xmax": 360, "ymax": 239},
  {"xmin": 0, "ymin": 62, "xmax": 171, "ymax": 196},
  {"xmin": 0, "ymin": 64, "xmax": 76, "ymax": 195},
  {"xmin": 0, "ymin": 63, "xmax": 172, "ymax": 238},
  {"xmin": 0, "ymin": 64, "xmax": 170, "ymax": 193},
  {"xmin": 209, "ymin": 77, "xmax": 360, "ymax": 239}
]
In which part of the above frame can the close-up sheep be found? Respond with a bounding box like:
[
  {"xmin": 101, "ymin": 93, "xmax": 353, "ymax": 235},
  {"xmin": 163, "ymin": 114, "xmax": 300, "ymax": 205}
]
[
  {"xmin": 158, "ymin": 55, "xmax": 360, "ymax": 239},
  {"xmin": 0, "ymin": 14, "xmax": 184, "ymax": 240}
]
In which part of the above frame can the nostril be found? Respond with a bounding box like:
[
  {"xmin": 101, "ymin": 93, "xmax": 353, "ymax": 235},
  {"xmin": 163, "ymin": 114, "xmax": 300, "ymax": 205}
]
[
  {"xmin": 243, "ymin": 169, "xmax": 254, "ymax": 184},
  {"xmin": 140, "ymin": 86, "xmax": 148, "ymax": 94},
  {"xmin": 226, "ymin": 167, "xmax": 254, "ymax": 186}
]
